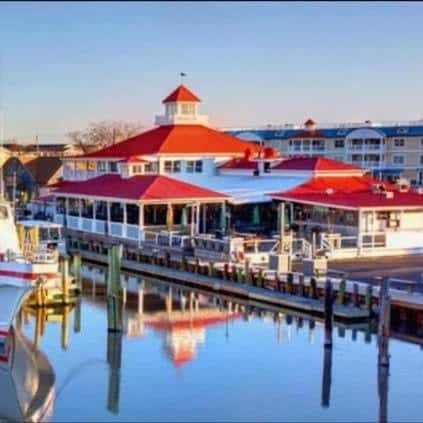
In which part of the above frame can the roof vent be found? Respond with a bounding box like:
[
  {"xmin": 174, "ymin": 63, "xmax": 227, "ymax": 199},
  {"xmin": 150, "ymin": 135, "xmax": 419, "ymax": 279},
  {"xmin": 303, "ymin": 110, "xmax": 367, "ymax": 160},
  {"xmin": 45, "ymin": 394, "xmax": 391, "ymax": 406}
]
[
  {"xmin": 385, "ymin": 191, "xmax": 394, "ymax": 199},
  {"xmin": 396, "ymin": 177, "xmax": 410, "ymax": 192},
  {"xmin": 371, "ymin": 183, "xmax": 386, "ymax": 193}
]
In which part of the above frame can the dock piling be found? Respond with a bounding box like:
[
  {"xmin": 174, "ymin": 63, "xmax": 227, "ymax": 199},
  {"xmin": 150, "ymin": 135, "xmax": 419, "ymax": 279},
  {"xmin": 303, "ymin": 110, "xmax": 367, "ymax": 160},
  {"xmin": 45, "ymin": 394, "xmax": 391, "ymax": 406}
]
[
  {"xmin": 324, "ymin": 279, "xmax": 334, "ymax": 348},
  {"xmin": 378, "ymin": 277, "xmax": 391, "ymax": 367},
  {"xmin": 107, "ymin": 245, "xmax": 123, "ymax": 332}
]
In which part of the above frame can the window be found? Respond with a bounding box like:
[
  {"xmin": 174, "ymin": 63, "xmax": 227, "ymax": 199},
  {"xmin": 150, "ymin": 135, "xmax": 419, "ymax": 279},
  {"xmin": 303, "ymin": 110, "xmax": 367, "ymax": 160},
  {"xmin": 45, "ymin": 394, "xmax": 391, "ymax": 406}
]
[
  {"xmin": 164, "ymin": 160, "xmax": 181, "ymax": 173},
  {"xmin": 334, "ymin": 139, "xmax": 344, "ymax": 148},
  {"xmin": 109, "ymin": 162, "xmax": 118, "ymax": 172},
  {"xmin": 181, "ymin": 103, "xmax": 195, "ymax": 115},
  {"xmin": 195, "ymin": 160, "xmax": 203, "ymax": 173},
  {"xmin": 186, "ymin": 160, "xmax": 203, "ymax": 173},
  {"xmin": 144, "ymin": 162, "xmax": 155, "ymax": 173},
  {"xmin": 97, "ymin": 161, "xmax": 107, "ymax": 173},
  {"xmin": 393, "ymin": 155, "xmax": 405, "ymax": 165},
  {"xmin": 420, "ymin": 156, "xmax": 423, "ymax": 165},
  {"xmin": 394, "ymin": 138, "xmax": 405, "ymax": 147},
  {"xmin": 132, "ymin": 165, "xmax": 143, "ymax": 174},
  {"xmin": 164, "ymin": 161, "xmax": 172, "ymax": 173}
]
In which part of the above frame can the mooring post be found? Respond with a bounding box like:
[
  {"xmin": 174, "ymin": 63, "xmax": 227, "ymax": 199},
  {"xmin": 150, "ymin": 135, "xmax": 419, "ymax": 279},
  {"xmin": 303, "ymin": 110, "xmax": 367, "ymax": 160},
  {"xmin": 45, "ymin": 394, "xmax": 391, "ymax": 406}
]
[
  {"xmin": 61, "ymin": 255, "xmax": 70, "ymax": 305},
  {"xmin": 324, "ymin": 279, "xmax": 334, "ymax": 348},
  {"xmin": 107, "ymin": 245, "xmax": 123, "ymax": 332},
  {"xmin": 310, "ymin": 277, "xmax": 317, "ymax": 299},
  {"xmin": 72, "ymin": 252, "xmax": 82, "ymax": 293},
  {"xmin": 378, "ymin": 277, "xmax": 391, "ymax": 367},
  {"xmin": 287, "ymin": 272, "xmax": 294, "ymax": 294},
  {"xmin": 337, "ymin": 278, "xmax": 346, "ymax": 305},
  {"xmin": 258, "ymin": 269, "xmax": 264, "ymax": 288},
  {"xmin": 298, "ymin": 273, "xmax": 305, "ymax": 296},
  {"xmin": 352, "ymin": 283, "xmax": 360, "ymax": 307},
  {"xmin": 365, "ymin": 284, "xmax": 373, "ymax": 315},
  {"xmin": 138, "ymin": 280, "xmax": 144, "ymax": 315}
]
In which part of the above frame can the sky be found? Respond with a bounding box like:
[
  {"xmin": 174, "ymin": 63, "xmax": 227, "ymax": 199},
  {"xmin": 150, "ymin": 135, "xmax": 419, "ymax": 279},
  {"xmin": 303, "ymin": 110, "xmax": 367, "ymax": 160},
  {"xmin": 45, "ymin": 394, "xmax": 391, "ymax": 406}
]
[{"xmin": 1, "ymin": 1, "xmax": 423, "ymax": 143}]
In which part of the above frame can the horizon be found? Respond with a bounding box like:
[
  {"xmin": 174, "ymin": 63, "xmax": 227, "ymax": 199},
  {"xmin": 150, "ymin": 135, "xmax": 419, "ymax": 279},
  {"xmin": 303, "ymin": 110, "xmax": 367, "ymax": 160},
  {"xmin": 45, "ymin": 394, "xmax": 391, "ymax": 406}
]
[{"xmin": 1, "ymin": 1, "xmax": 423, "ymax": 143}]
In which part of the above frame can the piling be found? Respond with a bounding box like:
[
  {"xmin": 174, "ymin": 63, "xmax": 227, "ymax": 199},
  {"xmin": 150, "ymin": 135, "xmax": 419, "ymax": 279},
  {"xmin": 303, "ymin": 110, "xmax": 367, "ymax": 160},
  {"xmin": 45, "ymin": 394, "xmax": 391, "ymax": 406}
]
[
  {"xmin": 352, "ymin": 283, "xmax": 360, "ymax": 307},
  {"xmin": 72, "ymin": 252, "xmax": 82, "ymax": 293},
  {"xmin": 257, "ymin": 269, "xmax": 264, "ymax": 288},
  {"xmin": 378, "ymin": 277, "xmax": 391, "ymax": 367},
  {"xmin": 107, "ymin": 245, "xmax": 123, "ymax": 332},
  {"xmin": 378, "ymin": 359, "xmax": 389, "ymax": 423},
  {"xmin": 337, "ymin": 278, "xmax": 346, "ymax": 305},
  {"xmin": 309, "ymin": 277, "xmax": 317, "ymax": 299},
  {"xmin": 60, "ymin": 255, "xmax": 70, "ymax": 305},
  {"xmin": 287, "ymin": 273, "xmax": 294, "ymax": 294},
  {"xmin": 365, "ymin": 284, "xmax": 373, "ymax": 315},
  {"xmin": 324, "ymin": 279, "xmax": 333, "ymax": 348},
  {"xmin": 298, "ymin": 273, "xmax": 305, "ymax": 296}
]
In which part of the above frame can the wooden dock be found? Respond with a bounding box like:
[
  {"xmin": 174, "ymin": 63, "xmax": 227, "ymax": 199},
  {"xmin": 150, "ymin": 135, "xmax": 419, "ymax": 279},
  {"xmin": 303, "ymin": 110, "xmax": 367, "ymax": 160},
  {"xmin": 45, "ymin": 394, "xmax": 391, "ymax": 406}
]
[{"xmin": 75, "ymin": 248, "xmax": 369, "ymax": 321}]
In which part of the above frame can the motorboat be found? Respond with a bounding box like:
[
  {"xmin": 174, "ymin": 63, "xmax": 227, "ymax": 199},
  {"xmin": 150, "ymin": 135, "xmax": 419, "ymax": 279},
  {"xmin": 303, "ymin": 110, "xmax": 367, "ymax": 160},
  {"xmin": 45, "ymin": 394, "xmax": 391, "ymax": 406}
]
[
  {"xmin": 0, "ymin": 325, "xmax": 55, "ymax": 422},
  {"xmin": 0, "ymin": 199, "xmax": 61, "ymax": 289}
]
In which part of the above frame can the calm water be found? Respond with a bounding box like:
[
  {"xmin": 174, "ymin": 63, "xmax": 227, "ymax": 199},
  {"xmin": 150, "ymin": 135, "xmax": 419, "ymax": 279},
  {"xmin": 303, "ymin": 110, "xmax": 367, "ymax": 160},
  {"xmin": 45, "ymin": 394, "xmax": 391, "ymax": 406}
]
[{"xmin": 16, "ymin": 274, "xmax": 423, "ymax": 422}]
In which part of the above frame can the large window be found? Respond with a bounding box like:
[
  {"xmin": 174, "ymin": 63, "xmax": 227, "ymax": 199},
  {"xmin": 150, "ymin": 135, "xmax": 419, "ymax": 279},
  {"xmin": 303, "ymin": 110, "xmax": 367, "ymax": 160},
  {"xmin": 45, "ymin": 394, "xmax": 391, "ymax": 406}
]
[
  {"xmin": 95, "ymin": 201, "xmax": 107, "ymax": 221},
  {"xmin": 132, "ymin": 165, "xmax": 143, "ymax": 174},
  {"xmin": 126, "ymin": 204, "xmax": 140, "ymax": 225},
  {"xmin": 68, "ymin": 198, "xmax": 80, "ymax": 217},
  {"xmin": 109, "ymin": 162, "xmax": 118, "ymax": 173},
  {"xmin": 81, "ymin": 199, "xmax": 94, "ymax": 218},
  {"xmin": 110, "ymin": 202, "xmax": 123, "ymax": 222},
  {"xmin": 56, "ymin": 197, "xmax": 66, "ymax": 214},
  {"xmin": 334, "ymin": 139, "xmax": 344, "ymax": 148}
]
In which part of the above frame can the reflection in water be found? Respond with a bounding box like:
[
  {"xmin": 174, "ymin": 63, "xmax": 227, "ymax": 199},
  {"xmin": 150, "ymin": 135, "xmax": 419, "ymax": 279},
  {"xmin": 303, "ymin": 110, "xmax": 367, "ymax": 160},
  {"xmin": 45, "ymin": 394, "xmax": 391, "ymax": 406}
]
[
  {"xmin": 107, "ymin": 332, "xmax": 122, "ymax": 414},
  {"xmin": 321, "ymin": 346, "xmax": 332, "ymax": 409},
  {"xmin": 0, "ymin": 324, "xmax": 55, "ymax": 422},
  {"xmin": 12, "ymin": 265, "xmax": 422, "ymax": 422}
]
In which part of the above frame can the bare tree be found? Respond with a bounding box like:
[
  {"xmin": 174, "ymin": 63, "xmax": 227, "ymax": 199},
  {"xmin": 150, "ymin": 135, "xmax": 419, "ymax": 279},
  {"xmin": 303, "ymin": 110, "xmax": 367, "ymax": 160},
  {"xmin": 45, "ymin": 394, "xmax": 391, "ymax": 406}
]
[{"xmin": 67, "ymin": 121, "xmax": 144, "ymax": 153}]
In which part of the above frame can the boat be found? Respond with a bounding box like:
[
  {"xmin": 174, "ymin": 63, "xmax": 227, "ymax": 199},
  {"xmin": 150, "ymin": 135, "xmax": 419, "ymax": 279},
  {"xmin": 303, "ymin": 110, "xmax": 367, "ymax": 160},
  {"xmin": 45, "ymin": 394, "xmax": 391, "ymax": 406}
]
[
  {"xmin": 0, "ymin": 325, "xmax": 55, "ymax": 422},
  {"xmin": 0, "ymin": 199, "xmax": 62, "ymax": 289}
]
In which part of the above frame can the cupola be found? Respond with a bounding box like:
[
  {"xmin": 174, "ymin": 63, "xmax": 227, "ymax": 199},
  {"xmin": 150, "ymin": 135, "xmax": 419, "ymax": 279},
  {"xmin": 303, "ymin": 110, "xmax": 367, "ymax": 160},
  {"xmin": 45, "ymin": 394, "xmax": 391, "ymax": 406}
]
[{"xmin": 155, "ymin": 84, "xmax": 209, "ymax": 126}]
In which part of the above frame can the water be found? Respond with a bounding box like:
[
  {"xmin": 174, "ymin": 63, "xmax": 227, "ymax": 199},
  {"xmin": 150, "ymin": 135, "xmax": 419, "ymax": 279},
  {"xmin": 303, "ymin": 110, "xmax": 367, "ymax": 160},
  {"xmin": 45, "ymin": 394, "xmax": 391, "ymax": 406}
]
[{"xmin": 15, "ymin": 274, "xmax": 423, "ymax": 422}]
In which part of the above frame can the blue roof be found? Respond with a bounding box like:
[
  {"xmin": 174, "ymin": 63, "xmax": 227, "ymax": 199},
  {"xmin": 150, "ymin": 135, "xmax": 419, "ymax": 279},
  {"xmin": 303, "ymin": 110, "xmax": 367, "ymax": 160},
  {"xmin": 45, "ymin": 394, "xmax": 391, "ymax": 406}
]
[{"xmin": 227, "ymin": 125, "xmax": 423, "ymax": 141}]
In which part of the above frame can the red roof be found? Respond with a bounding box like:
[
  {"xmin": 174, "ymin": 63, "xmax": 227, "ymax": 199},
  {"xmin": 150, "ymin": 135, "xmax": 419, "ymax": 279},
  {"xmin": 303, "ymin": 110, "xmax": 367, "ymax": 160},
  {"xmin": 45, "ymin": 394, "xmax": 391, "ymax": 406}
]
[
  {"xmin": 271, "ymin": 157, "xmax": 363, "ymax": 173},
  {"xmin": 162, "ymin": 84, "xmax": 201, "ymax": 103},
  {"xmin": 272, "ymin": 176, "xmax": 423, "ymax": 209},
  {"xmin": 304, "ymin": 118, "xmax": 316, "ymax": 127},
  {"xmin": 52, "ymin": 174, "xmax": 228, "ymax": 202},
  {"xmin": 73, "ymin": 124, "xmax": 258, "ymax": 159},
  {"xmin": 219, "ymin": 157, "xmax": 259, "ymax": 171}
]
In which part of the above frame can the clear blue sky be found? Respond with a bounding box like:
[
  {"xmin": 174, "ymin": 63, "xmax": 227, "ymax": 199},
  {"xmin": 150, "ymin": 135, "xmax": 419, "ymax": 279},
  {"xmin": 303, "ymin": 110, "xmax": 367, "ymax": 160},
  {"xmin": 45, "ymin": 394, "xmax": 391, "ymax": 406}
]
[{"xmin": 1, "ymin": 1, "xmax": 423, "ymax": 142}]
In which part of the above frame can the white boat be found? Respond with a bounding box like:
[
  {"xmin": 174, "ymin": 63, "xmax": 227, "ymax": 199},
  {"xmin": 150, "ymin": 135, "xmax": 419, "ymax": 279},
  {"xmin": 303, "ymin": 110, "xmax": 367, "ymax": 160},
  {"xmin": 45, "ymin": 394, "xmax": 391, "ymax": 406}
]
[
  {"xmin": 0, "ymin": 199, "xmax": 61, "ymax": 289},
  {"xmin": 0, "ymin": 326, "xmax": 55, "ymax": 422}
]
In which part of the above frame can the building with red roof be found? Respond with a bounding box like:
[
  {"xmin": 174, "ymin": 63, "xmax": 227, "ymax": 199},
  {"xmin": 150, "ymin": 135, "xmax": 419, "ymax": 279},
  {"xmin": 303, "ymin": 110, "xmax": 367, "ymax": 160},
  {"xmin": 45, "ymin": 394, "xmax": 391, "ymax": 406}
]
[{"xmin": 271, "ymin": 176, "xmax": 423, "ymax": 258}]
